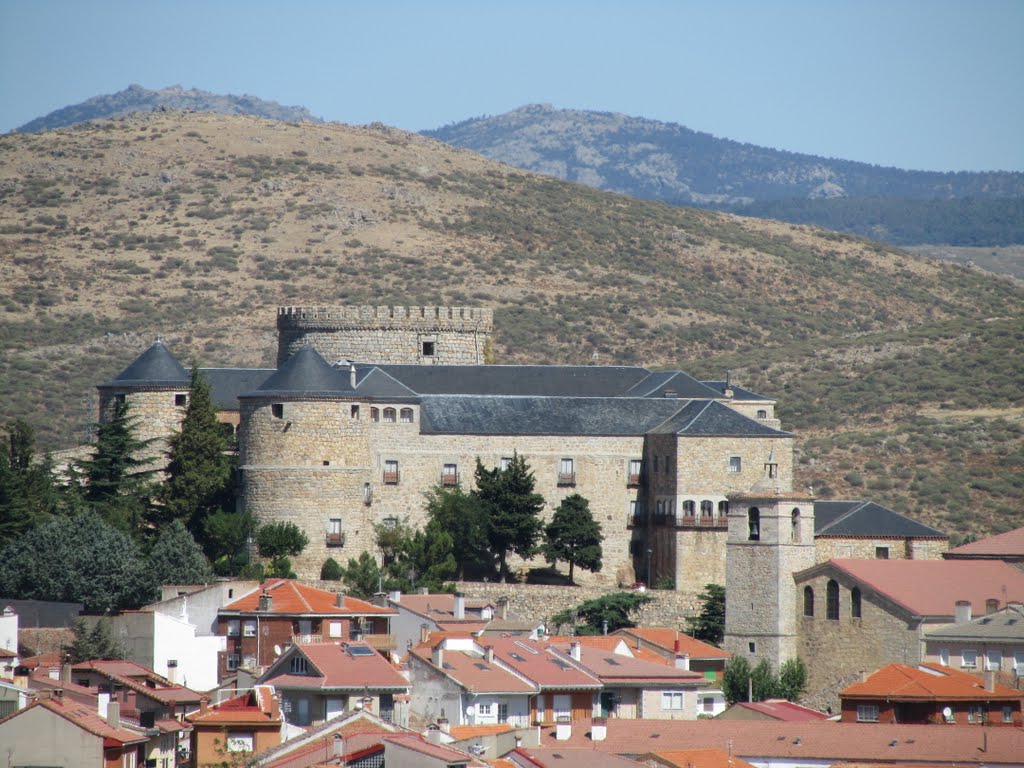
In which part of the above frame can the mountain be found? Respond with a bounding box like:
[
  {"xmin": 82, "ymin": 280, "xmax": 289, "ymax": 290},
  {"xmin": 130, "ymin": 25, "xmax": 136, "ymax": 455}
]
[
  {"xmin": 14, "ymin": 84, "xmax": 321, "ymax": 133},
  {"xmin": 423, "ymin": 104, "xmax": 1024, "ymax": 247},
  {"xmin": 0, "ymin": 110, "xmax": 1021, "ymax": 540}
]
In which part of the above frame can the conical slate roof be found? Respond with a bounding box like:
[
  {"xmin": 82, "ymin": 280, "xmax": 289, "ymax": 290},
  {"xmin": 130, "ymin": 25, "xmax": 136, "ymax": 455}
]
[
  {"xmin": 244, "ymin": 344, "xmax": 357, "ymax": 398},
  {"xmin": 102, "ymin": 340, "xmax": 189, "ymax": 387}
]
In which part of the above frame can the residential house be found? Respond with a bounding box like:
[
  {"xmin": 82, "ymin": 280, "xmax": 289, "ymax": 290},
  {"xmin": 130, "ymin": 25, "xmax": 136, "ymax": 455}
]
[
  {"xmin": 793, "ymin": 558, "xmax": 1024, "ymax": 707},
  {"xmin": 63, "ymin": 659, "xmax": 203, "ymax": 722},
  {"xmin": 254, "ymin": 707, "xmax": 405, "ymax": 767},
  {"xmin": 216, "ymin": 578, "xmax": 396, "ymax": 680},
  {"xmin": 0, "ymin": 679, "xmax": 30, "ymax": 718},
  {"xmin": 0, "ymin": 690, "xmax": 149, "ymax": 768},
  {"xmin": 546, "ymin": 636, "xmax": 723, "ymax": 719},
  {"xmin": 641, "ymin": 748, "xmax": 758, "ymax": 768},
  {"xmin": 186, "ymin": 685, "xmax": 283, "ymax": 767},
  {"xmin": 509, "ymin": 747, "xmax": 646, "ymax": 768},
  {"xmin": 385, "ymin": 591, "xmax": 496, "ymax": 652},
  {"xmin": 612, "ymin": 628, "xmax": 731, "ymax": 684},
  {"xmin": 839, "ymin": 662, "xmax": 1024, "ymax": 726},
  {"xmin": 716, "ymin": 698, "xmax": 829, "ymax": 721},
  {"xmin": 0, "ymin": 606, "xmax": 18, "ymax": 677},
  {"xmin": 924, "ymin": 601, "xmax": 1024, "ymax": 685},
  {"xmin": 257, "ymin": 641, "xmax": 410, "ymax": 727}
]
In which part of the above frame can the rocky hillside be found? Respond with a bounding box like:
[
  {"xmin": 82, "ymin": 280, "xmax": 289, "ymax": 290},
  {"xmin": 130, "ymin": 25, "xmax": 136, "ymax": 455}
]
[
  {"xmin": 15, "ymin": 84, "xmax": 321, "ymax": 134},
  {"xmin": 424, "ymin": 104, "xmax": 1024, "ymax": 247},
  {"xmin": 1, "ymin": 111, "xmax": 1021, "ymax": 539}
]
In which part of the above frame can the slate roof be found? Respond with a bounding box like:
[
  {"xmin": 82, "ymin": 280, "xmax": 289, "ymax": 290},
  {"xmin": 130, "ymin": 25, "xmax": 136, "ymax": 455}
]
[
  {"xmin": 649, "ymin": 400, "xmax": 792, "ymax": 437},
  {"xmin": 841, "ymin": 662, "xmax": 1023, "ymax": 701},
  {"xmin": 370, "ymin": 364, "xmax": 652, "ymax": 397},
  {"xmin": 813, "ymin": 500, "xmax": 947, "ymax": 539},
  {"xmin": 622, "ymin": 371, "xmax": 724, "ymax": 400},
  {"xmin": 101, "ymin": 340, "xmax": 189, "ymax": 387},
  {"xmin": 798, "ymin": 559, "xmax": 1024, "ymax": 618},
  {"xmin": 945, "ymin": 526, "xmax": 1024, "ymax": 558},
  {"xmin": 924, "ymin": 603, "xmax": 1024, "ymax": 642},
  {"xmin": 199, "ymin": 367, "xmax": 275, "ymax": 410},
  {"xmin": 243, "ymin": 345, "xmax": 358, "ymax": 398},
  {"xmin": 700, "ymin": 381, "xmax": 773, "ymax": 401}
]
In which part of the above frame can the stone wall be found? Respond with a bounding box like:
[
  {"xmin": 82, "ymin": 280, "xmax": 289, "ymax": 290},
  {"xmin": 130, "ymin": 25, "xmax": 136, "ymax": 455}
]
[
  {"xmin": 277, "ymin": 305, "xmax": 493, "ymax": 366},
  {"xmin": 99, "ymin": 386, "xmax": 187, "ymax": 471},
  {"xmin": 815, "ymin": 536, "xmax": 949, "ymax": 562}
]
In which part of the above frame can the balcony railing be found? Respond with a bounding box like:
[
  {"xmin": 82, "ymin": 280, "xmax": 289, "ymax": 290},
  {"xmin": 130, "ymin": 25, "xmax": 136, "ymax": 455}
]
[
  {"xmin": 676, "ymin": 515, "xmax": 728, "ymax": 530},
  {"xmin": 627, "ymin": 514, "xmax": 646, "ymax": 528},
  {"xmin": 382, "ymin": 470, "xmax": 400, "ymax": 485},
  {"xmin": 627, "ymin": 473, "xmax": 642, "ymax": 486},
  {"xmin": 361, "ymin": 633, "xmax": 397, "ymax": 651},
  {"xmin": 325, "ymin": 532, "xmax": 345, "ymax": 547},
  {"xmin": 557, "ymin": 472, "xmax": 576, "ymax": 486},
  {"xmin": 441, "ymin": 471, "xmax": 460, "ymax": 487}
]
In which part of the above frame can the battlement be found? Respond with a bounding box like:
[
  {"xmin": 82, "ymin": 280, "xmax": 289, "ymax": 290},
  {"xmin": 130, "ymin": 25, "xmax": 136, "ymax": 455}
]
[
  {"xmin": 276, "ymin": 305, "xmax": 493, "ymax": 366},
  {"xmin": 277, "ymin": 305, "xmax": 493, "ymax": 331}
]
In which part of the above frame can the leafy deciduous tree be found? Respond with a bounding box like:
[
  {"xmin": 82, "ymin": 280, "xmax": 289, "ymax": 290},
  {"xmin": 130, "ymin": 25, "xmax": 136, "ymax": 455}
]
[
  {"xmin": 722, "ymin": 655, "xmax": 751, "ymax": 705},
  {"xmin": 542, "ymin": 493, "xmax": 602, "ymax": 583},
  {"xmin": 778, "ymin": 657, "xmax": 808, "ymax": 702},
  {"xmin": 256, "ymin": 521, "xmax": 309, "ymax": 578}
]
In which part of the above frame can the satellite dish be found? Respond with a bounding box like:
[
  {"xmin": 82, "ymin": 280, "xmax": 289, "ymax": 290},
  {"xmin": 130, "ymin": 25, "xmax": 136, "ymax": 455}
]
[
  {"xmin": 465, "ymin": 705, "xmax": 475, "ymax": 717},
  {"xmin": 942, "ymin": 706, "xmax": 953, "ymax": 720},
  {"xmin": 273, "ymin": 645, "xmax": 282, "ymax": 657}
]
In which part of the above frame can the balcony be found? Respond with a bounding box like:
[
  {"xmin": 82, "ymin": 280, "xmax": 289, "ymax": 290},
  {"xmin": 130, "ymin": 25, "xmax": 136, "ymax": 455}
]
[
  {"xmin": 441, "ymin": 471, "xmax": 460, "ymax": 487},
  {"xmin": 653, "ymin": 513, "xmax": 677, "ymax": 527},
  {"xmin": 382, "ymin": 470, "xmax": 400, "ymax": 485},
  {"xmin": 361, "ymin": 633, "xmax": 397, "ymax": 652},
  {"xmin": 676, "ymin": 515, "xmax": 728, "ymax": 530},
  {"xmin": 325, "ymin": 532, "xmax": 345, "ymax": 548},
  {"xmin": 557, "ymin": 472, "xmax": 576, "ymax": 487},
  {"xmin": 627, "ymin": 513, "xmax": 647, "ymax": 528},
  {"xmin": 627, "ymin": 473, "xmax": 642, "ymax": 487}
]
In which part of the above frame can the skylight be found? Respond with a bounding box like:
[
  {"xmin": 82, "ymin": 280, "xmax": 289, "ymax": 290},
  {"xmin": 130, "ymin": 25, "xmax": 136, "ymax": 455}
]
[{"xmin": 346, "ymin": 645, "xmax": 377, "ymax": 657}]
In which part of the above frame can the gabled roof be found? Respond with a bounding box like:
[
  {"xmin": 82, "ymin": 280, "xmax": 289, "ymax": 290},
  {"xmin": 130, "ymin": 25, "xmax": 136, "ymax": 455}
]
[
  {"xmin": 485, "ymin": 638, "xmax": 602, "ymax": 690},
  {"xmin": 512, "ymin": 747, "xmax": 646, "ymax": 768},
  {"xmin": 186, "ymin": 685, "xmax": 281, "ymax": 726},
  {"xmin": 649, "ymin": 400, "xmax": 792, "ymax": 437},
  {"xmin": 1, "ymin": 695, "xmax": 148, "ymax": 746},
  {"xmin": 545, "ymin": 635, "xmax": 671, "ymax": 665},
  {"xmin": 199, "ymin": 367, "xmax": 275, "ymax": 409},
  {"xmin": 841, "ymin": 662, "xmax": 1024, "ymax": 701},
  {"xmin": 613, "ymin": 628, "xmax": 731, "ymax": 660},
  {"xmin": 723, "ymin": 699, "xmax": 830, "ymax": 721},
  {"xmin": 945, "ymin": 525, "xmax": 1024, "ymax": 558},
  {"xmin": 257, "ymin": 708, "xmax": 402, "ymax": 767},
  {"xmin": 352, "ymin": 365, "xmax": 420, "ymax": 398},
  {"xmin": 370, "ymin": 364, "xmax": 652, "ymax": 397},
  {"xmin": 408, "ymin": 645, "xmax": 537, "ymax": 695},
  {"xmin": 623, "ymin": 371, "xmax": 725, "ymax": 400},
  {"xmin": 244, "ymin": 344, "xmax": 357, "ymax": 398},
  {"xmin": 222, "ymin": 579, "xmax": 395, "ymax": 616},
  {"xmin": 70, "ymin": 660, "xmax": 201, "ymax": 705},
  {"xmin": 546, "ymin": 642, "xmax": 706, "ymax": 687},
  {"xmin": 393, "ymin": 593, "xmax": 492, "ymax": 622},
  {"xmin": 925, "ymin": 603, "xmax": 1024, "ymax": 642},
  {"xmin": 797, "ymin": 559, "xmax": 1024, "ymax": 619},
  {"xmin": 261, "ymin": 642, "xmax": 409, "ymax": 691},
  {"xmin": 700, "ymin": 381, "xmax": 774, "ymax": 402},
  {"xmin": 813, "ymin": 500, "xmax": 946, "ymax": 539},
  {"xmin": 101, "ymin": 340, "xmax": 189, "ymax": 388},
  {"xmin": 644, "ymin": 748, "xmax": 758, "ymax": 768}
]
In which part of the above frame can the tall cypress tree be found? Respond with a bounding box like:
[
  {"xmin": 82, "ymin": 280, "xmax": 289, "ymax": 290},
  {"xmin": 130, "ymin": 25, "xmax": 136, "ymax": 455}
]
[
  {"xmin": 0, "ymin": 420, "xmax": 58, "ymax": 547},
  {"xmin": 473, "ymin": 453, "xmax": 545, "ymax": 582},
  {"xmin": 158, "ymin": 367, "xmax": 233, "ymax": 538}
]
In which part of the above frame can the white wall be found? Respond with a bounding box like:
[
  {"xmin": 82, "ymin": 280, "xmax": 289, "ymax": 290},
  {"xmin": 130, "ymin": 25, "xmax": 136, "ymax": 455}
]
[
  {"xmin": 0, "ymin": 608, "xmax": 18, "ymax": 655},
  {"xmin": 110, "ymin": 611, "xmax": 226, "ymax": 692}
]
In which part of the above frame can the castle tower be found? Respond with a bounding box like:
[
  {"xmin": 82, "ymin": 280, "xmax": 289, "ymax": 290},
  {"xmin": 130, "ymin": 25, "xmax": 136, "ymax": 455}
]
[
  {"xmin": 723, "ymin": 455, "xmax": 815, "ymax": 670},
  {"xmin": 276, "ymin": 305, "xmax": 493, "ymax": 367},
  {"xmin": 238, "ymin": 345, "xmax": 376, "ymax": 579},
  {"xmin": 96, "ymin": 340, "xmax": 191, "ymax": 463}
]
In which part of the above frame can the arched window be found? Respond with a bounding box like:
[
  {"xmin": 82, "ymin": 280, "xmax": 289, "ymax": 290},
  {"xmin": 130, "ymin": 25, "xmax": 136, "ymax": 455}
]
[
  {"xmin": 826, "ymin": 580, "xmax": 840, "ymax": 620},
  {"xmin": 382, "ymin": 408, "xmax": 396, "ymax": 423},
  {"xmin": 400, "ymin": 408, "xmax": 414, "ymax": 423},
  {"xmin": 851, "ymin": 587, "xmax": 862, "ymax": 619},
  {"xmin": 803, "ymin": 586, "xmax": 815, "ymax": 617},
  {"xmin": 683, "ymin": 500, "xmax": 695, "ymax": 517},
  {"xmin": 370, "ymin": 407, "xmax": 380, "ymax": 422},
  {"xmin": 791, "ymin": 508, "xmax": 801, "ymax": 542},
  {"xmin": 718, "ymin": 500, "xmax": 729, "ymax": 517},
  {"xmin": 747, "ymin": 507, "xmax": 760, "ymax": 541},
  {"xmin": 700, "ymin": 500, "xmax": 713, "ymax": 518}
]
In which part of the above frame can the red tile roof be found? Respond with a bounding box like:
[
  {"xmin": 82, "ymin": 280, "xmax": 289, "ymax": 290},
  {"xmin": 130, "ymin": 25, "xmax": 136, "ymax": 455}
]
[
  {"xmin": 804, "ymin": 559, "xmax": 1024, "ymax": 617},
  {"xmin": 842, "ymin": 663, "xmax": 1024, "ymax": 701},
  {"xmin": 613, "ymin": 628, "xmax": 731, "ymax": 660},
  {"xmin": 530, "ymin": 718, "xmax": 1024, "ymax": 764},
  {"xmin": 512, "ymin": 747, "xmax": 646, "ymax": 768},
  {"xmin": 946, "ymin": 526, "xmax": 1024, "ymax": 557},
  {"xmin": 449, "ymin": 723, "xmax": 515, "ymax": 740},
  {"xmin": 394, "ymin": 593, "xmax": 492, "ymax": 622},
  {"xmin": 263, "ymin": 642, "xmax": 409, "ymax": 691},
  {"xmin": 726, "ymin": 699, "xmax": 830, "ymax": 721},
  {"xmin": 547, "ymin": 642, "xmax": 705, "ymax": 687},
  {"xmin": 71, "ymin": 660, "xmax": 202, "ymax": 705},
  {"xmin": 383, "ymin": 732, "xmax": 481, "ymax": 764},
  {"xmin": 258, "ymin": 709, "xmax": 402, "ymax": 767},
  {"xmin": 409, "ymin": 646, "xmax": 537, "ymax": 694},
  {"xmin": 643, "ymin": 748, "xmax": 758, "ymax": 768},
  {"xmin": 546, "ymin": 636, "xmax": 672, "ymax": 666},
  {"xmin": 186, "ymin": 685, "xmax": 281, "ymax": 726},
  {"xmin": 224, "ymin": 579, "xmax": 395, "ymax": 615},
  {"xmin": 485, "ymin": 638, "xmax": 601, "ymax": 690},
  {"xmin": 2, "ymin": 696, "xmax": 148, "ymax": 746}
]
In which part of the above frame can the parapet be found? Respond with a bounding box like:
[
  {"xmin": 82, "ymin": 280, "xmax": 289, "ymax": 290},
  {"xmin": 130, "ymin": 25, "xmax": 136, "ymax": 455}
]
[{"xmin": 277, "ymin": 305, "xmax": 493, "ymax": 331}]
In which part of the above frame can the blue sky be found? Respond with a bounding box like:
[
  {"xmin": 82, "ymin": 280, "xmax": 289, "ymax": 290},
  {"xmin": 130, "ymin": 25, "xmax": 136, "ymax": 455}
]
[{"xmin": 2, "ymin": 0, "xmax": 1022, "ymax": 172}]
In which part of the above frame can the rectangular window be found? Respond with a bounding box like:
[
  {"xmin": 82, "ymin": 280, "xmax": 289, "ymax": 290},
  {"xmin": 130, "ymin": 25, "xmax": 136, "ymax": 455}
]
[
  {"xmin": 728, "ymin": 456, "xmax": 742, "ymax": 473},
  {"xmin": 242, "ymin": 620, "xmax": 256, "ymax": 637},
  {"xmin": 400, "ymin": 408, "xmax": 414, "ymax": 423},
  {"xmin": 875, "ymin": 546, "xmax": 890, "ymax": 559},
  {"xmin": 383, "ymin": 460, "xmax": 399, "ymax": 484},
  {"xmin": 856, "ymin": 704, "xmax": 879, "ymax": 722},
  {"xmin": 628, "ymin": 459, "xmax": 642, "ymax": 485},
  {"xmin": 1015, "ymin": 651, "xmax": 1024, "ymax": 673},
  {"xmin": 661, "ymin": 691, "xmax": 684, "ymax": 711},
  {"xmin": 226, "ymin": 620, "xmax": 240, "ymax": 636},
  {"xmin": 498, "ymin": 702, "xmax": 509, "ymax": 723},
  {"xmin": 968, "ymin": 703, "xmax": 983, "ymax": 723},
  {"xmin": 351, "ymin": 404, "xmax": 360, "ymax": 419},
  {"xmin": 702, "ymin": 697, "xmax": 715, "ymax": 713},
  {"xmin": 987, "ymin": 650, "xmax": 1003, "ymax": 671},
  {"xmin": 226, "ymin": 732, "xmax": 254, "ymax": 752},
  {"xmin": 653, "ymin": 456, "xmax": 659, "ymax": 474},
  {"xmin": 226, "ymin": 654, "xmax": 239, "ymax": 671},
  {"xmin": 442, "ymin": 463, "xmax": 459, "ymax": 486},
  {"xmin": 271, "ymin": 403, "xmax": 284, "ymax": 419},
  {"xmin": 422, "ymin": 340, "xmax": 435, "ymax": 357},
  {"xmin": 383, "ymin": 408, "xmax": 396, "ymax": 423},
  {"xmin": 961, "ymin": 649, "xmax": 978, "ymax": 669},
  {"xmin": 370, "ymin": 407, "xmax": 380, "ymax": 422},
  {"xmin": 553, "ymin": 695, "xmax": 571, "ymax": 721},
  {"xmin": 500, "ymin": 457, "xmax": 512, "ymax": 471},
  {"xmin": 327, "ymin": 518, "xmax": 344, "ymax": 546},
  {"xmin": 558, "ymin": 458, "xmax": 575, "ymax": 486},
  {"xmin": 328, "ymin": 621, "xmax": 343, "ymax": 638},
  {"xmin": 1004, "ymin": 705, "xmax": 1014, "ymax": 723},
  {"xmin": 174, "ymin": 393, "xmax": 187, "ymax": 407},
  {"xmin": 939, "ymin": 648, "xmax": 950, "ymax": 666}
]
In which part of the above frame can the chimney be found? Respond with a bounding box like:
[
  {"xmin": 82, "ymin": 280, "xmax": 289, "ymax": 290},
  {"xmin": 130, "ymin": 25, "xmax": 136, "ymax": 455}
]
[
  {"xmin": 675, "ymin": 653, "xmax": 690, "ymax": 671},
  {"xmin": 166, "ymin": 660, "xmax": 178, "ymax": 685},
  {"xmin": 955, "ymin": 600, "xmax": 972, "ymax": 624},
  {"xmin": 258, "ymin": 592, "xmax": 273, "ymax": 612},
  {"xmin": 569, "ymin": 641, "xmax": 581, "ymax": 662},
  {"xmin": 336, "ymin": 591, "xmax": 346, "ymax": 609},
  {"xmin": 333, "ymin": 733, "xmax": 344, "ymax": 757},
  {"xmin": 724, "ymin": 369, "xmax": 734, "ymax": 398},
  {"xmin": 497, "ymin": 596, "xmax": 509, "ymax": 620},
  {"xmin": 419, "ymin": 587, "xmax": 429, "ymax": 595},
  {"xmin": 432, "ymin": 643, "xmax": 444, "ymax": 668},
  {"xmin": 437, "ymin": 716, "xmax": 450, "ymax": 734},
  {"xmin": 349, "ymin": 363, "xmax": 357, "ymax": 389},
  {"xmin": 426, "ymin": 724, "xmax": 442, "ymax": 745},
  {"xmin": 454, "ymin": 592, "xmax": 465, "ymax": 620},
  {"xmin": 420, "ymin": 624, "xmax": 432, "ymax": 645},
  {"xmin": 985, "ymin": 670, "xmax": 996, "ymax": 692},
  {"xmin": 389, "ymin": 589, "xmax": 402, "ymax": 604},
  {"xmin": 663, "ymin": 389, "xmax": 677, "ymax": 398},
  {"xmin": 200, "ymin": 696, "xmax": 210, "ymax": 716},
  {"xmin": 674, "ymin": 637, "xmax": 682, "ymax": 654},
  {"xmin": 484, "ymin": 646, "xmax": 494, "ymax": 664},
  {"xmin": 591, "ymin": 716, "xmax": 607, "ymax": 742},
  {"xmin": 61, "ymin": 664, "xmax": 72, "ymax": 685},
  {"xmin": 270, "ymin": 693, "xmax": 281, "ymax": 721},
  {"xmin": 107, "ymin": 699, "xmax": 121, "ymax": 730},
  {"xmin": 555, "ymin": 716, "xmax": 571, "ymax": 740}
]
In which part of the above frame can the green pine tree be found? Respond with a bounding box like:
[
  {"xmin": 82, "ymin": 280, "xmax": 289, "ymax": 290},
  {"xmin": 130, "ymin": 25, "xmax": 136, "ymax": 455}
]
[
  {"xmin": 473, "ymin": 453, "xmax": 545, "ymax": 582},
  {"xmin": 551, "ymin": 591, "xmax": 654, "ymax": 635},
  {"xmin": 146, "ymin": 520, "xmax": 214, "ymax": 593},
  {"xmin": 0, "ymin": 420, "xmax": 59, "ymax": 546},
  {"xmin": 67, "ymin": 618, "xmax": 126, "ymax": 662},
  {"xmin": 686, "ymin": 584, "xmax": 726, "ymax": 645},
  {"xmin": 424, "ymin": 486, "xmax": 492, "ymax": 579},
  {"xmin": 158, "ymin": 367, "xmax": 234, "ymax": 538},
  {"xmin": 542, "ymin": 493, "xmax": 603, "ymax": 583},
  {"xmin": 339, "ymin": 551, "xmax": 384, "ymax": 599}
]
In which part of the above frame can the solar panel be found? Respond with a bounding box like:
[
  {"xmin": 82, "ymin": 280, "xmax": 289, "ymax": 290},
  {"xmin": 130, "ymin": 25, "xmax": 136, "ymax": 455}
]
[
  {"xmin": 604, "ymin": 658, "xmax": 621, "ymax": 666},
  {"xmin": 551, "ymin": 659, "xmax": 572, "ymax": 669},
  {"xmin": 474, "ymin": 662, "xmax": 490, "ymax": 670},
  {"xmin": 346, "ymin": 645, "xmax": 377, "ymax": 657}
]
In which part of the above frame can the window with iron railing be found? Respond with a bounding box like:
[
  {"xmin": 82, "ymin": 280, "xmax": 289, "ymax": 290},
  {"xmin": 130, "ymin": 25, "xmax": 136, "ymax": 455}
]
[
  {"xmin": 558, "ymin": 458, "xmax": 576, "ymax": 486},
  {"xmin": 383, "ymin": 460, "xmax": 400, "ymax": 485},
  {"xmin": 627, "ymin": 459, "xmax": 642, "ymax": 486},
  {"xmin": 441, "ymin": 463, "xmax": 459, "ymax": 486}
]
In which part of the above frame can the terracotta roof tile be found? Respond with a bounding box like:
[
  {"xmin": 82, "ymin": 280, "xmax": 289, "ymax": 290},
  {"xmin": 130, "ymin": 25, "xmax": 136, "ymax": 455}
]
[
  {"xmin": 806, "ymin": 559, "xmax": 1024, "ymax": 617},
  {"xmin": 263, "ymin": 642, "xmax": 409, "ymax": 691},
  {"xmin": 547, "ymin": 642, "xmax": 705, "ymax": 686},
  {"xmin": 727, "ymin": 699, "xmax": 830, "ymax": 721},
  {"xmin": 485, "ymin": 638, "xmax": 601, "ymax": 689},
  {"xmin": 409, "ymin": 646, "xmax": 536, "ymax": 694},
  {"xmin": 614, "ymin": 629, "xmax": 731, "ymax": 660},
  {"xmin": 9, "ymin": 697, "xmax": 149, "ymax": 745},
  {"xmin": 545, "ymin": 636, "xmax": 671, "ymax": 665},
  {"xmin": 946, "ymin": 526, "xmax": 1024, "ymax": 557},
  {"xmin": 224, "ymin": 579, "xmax": 395, "ymax": 615},
  {"xmin": 449, "ymin": 723, "xmax": 515, "ymax": 740},
  {"xmin": 384, "ymin": 732, "xmax": 481, "ymax": 763},
  {"xmin": 842, "ymin": 663, "xmax": 1024, "ymax": 701},
  {"xmin": 70, "ymin": 660, "xmax": 202, "ymax": 705},
  {"xmin": 512, "ymin": 747, "xmax": 646, "ymax": 767},
  {"xmin": 394, "ymin": 593, "xmax": 492, "ymax": 622},
  {"xmin": 643, "ymin": 748, "xmax": 758, "ymax": 768}
]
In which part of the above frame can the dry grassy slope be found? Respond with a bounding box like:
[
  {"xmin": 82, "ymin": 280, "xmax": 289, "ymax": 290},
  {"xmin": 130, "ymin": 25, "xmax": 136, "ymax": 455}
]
[{"xmin": 1, "ymin": 111, "xmax": 1021, "ymax": 538}]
